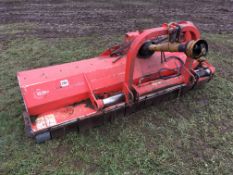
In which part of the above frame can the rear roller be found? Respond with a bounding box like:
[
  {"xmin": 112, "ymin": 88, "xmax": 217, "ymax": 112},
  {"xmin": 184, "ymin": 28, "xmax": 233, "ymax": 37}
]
[{"xmin": 35, "ymin": 131, "xmax": 51, "ymax": 144}]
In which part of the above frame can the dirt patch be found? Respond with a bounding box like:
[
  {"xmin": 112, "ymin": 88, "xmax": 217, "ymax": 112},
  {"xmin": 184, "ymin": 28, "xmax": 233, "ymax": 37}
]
[{"xmin": 0, "ymin": 0, "xmax": 233, "ymax": 40}]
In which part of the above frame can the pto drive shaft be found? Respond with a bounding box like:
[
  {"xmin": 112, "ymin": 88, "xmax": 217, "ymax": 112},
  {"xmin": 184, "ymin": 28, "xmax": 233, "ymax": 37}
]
[{"xmin": 138, "ymin": 39, "xmax": 208, "ymax": 59}]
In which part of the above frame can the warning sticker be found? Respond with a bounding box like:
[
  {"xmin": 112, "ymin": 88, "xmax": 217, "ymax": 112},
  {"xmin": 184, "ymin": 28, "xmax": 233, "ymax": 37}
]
[
  {"xmin": 35, "ymin": 114, "xmax": 57, "ymax": 130},
  {"xmin": 44, "ymin": 114, "xmax": 57, "ymax": 127},
  {"xmin": 35, "ymin": 117, "xmax": 47, "ymax": 130}
]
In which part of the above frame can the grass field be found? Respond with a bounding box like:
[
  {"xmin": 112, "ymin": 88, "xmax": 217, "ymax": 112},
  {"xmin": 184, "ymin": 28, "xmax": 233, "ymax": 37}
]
[{"xmin": 0, "ymin": 23, "xmax": 233, "ymax": 174}]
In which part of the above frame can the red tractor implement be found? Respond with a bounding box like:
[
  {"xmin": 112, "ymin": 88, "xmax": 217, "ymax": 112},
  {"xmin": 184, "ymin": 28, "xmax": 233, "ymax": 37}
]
[{"xmin": 17, "ymin": 21, "xmax": 215, "ymax": 143}]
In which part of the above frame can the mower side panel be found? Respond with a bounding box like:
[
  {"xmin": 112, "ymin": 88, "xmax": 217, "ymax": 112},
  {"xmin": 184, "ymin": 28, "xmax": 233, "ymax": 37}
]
[
  {"xmin": 17, "ymin": 52, "xmax": 186, "ymax": 116},
  {"xmin": 23, "ymin": 84, "xmax": 185, "ymax": 141}
]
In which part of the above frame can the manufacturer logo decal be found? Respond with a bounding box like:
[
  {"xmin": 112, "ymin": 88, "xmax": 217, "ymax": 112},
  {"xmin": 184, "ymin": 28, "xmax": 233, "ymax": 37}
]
[{"xmin": 34, "ymin": 89, "xmax": 50, "ymax": 99}]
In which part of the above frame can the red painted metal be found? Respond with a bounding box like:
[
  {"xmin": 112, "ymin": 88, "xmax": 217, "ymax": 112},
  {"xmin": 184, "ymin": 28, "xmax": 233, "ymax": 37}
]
[
  {"xmin": 17, "ymin": 21, "xmax": 215, "ymax": 139},
  {"xmin": 123, "ymin": 21, "xmax": 200, "ymax": 102}
]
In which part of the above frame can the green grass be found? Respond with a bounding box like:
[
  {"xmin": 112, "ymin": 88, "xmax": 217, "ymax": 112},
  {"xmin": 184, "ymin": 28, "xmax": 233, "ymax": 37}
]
[
  {"xmin": 0, "ymin": 24, "xmax": 233, "ymax": 174},
  {"xmin": 0, "ymin": 23, "xmax": 38, "ymax": 36}
]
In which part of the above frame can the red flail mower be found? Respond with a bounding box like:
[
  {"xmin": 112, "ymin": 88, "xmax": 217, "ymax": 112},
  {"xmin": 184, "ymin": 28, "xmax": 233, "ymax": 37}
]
[{"xmin": 17, "ymin": 21, "xmax": 215, "ymax": 143}]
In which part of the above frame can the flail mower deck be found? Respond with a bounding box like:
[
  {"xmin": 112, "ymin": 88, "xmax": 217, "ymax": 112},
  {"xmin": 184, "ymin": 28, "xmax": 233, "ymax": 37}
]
[{"xmin": 17, "ymin": 21, "xmax": 215, "ymax": 143}]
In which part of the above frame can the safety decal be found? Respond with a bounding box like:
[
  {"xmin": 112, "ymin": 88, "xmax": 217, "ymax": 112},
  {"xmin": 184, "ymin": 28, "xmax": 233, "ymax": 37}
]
[{"xmin": 36, "ymin": 114, "xmax": 57, "ymax": 130}]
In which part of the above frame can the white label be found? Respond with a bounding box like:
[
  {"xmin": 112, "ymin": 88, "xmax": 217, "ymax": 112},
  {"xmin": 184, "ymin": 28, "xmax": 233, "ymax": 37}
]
[
  {"xmin": 36, "ymin": 117, "xmax": 47, "ymax": 130},
  {"xmin": 60, "ymin": 79, "xmax": 69, "ymax": 88},
  {"xmin": 44, "ymin": 114, "xmax": 57, "ymax": 127},
  {"xmin": 35, "ymin": 114, "xmax": 57, "ymax": 130}
]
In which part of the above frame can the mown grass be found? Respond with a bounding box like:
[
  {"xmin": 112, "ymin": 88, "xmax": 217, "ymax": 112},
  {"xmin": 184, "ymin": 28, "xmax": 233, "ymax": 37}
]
[{"xmin": 0, "ymin": 24, "xmax": 233, "ymax": 174}]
